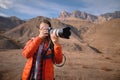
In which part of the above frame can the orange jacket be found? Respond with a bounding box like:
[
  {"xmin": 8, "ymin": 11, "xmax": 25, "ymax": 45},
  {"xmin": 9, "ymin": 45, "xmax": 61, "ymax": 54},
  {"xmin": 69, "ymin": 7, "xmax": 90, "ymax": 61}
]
[{"xmin": 22, "ymin": 37, "xmax": 62, "ymax": 80}]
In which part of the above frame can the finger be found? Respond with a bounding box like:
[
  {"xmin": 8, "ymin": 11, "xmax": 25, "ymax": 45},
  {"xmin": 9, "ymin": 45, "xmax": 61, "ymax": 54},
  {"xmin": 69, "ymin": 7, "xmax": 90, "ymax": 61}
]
[
  {"xmin": 39, "ymin": 26, "xmax": 44, "ymax": 30},
  {"xmin": 40, "ymin": 29, "xmax": 47, "ymax": 33},
  {"xmin": 40, "ymin": 26, "xmax": 49, "ymax": 30}
]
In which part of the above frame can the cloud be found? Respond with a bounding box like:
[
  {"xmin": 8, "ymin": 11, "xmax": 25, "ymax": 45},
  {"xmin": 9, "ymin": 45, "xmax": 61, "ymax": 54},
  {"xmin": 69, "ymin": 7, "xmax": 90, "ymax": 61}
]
[
  {"xmin": 12, "ymin": 3, "xmax": 52, "ymax": 17},
  {"xmin": 10, "ymin": 0, "xmax": 71, "ymax": 17},
  {"xmin": 0, "ymin": 0, "xmax": 120, "ymax": 19},
  {"xmin": 31, "ymin": 0, "xmax": 70, "ymax": 11},
  {"xmin": 0, "ymin": 0, "xmax": 14, "ymax": 9},
  {"xmin": 0, "ymin": 12, "xmax": 9, "ymax": 17},
  {"xmin": 80, "ymin": 0, "xmax": 120, "ymax": 15}
]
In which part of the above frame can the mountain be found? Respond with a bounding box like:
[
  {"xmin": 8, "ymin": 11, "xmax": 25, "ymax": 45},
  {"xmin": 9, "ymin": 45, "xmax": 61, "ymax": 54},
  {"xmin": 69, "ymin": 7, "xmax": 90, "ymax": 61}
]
[
  {"xmin": 3, "ymin": 16, "xmax": 100, "ymax": 53},
  {"xmin": 0, "ymin": 34, "xmax": 20, "ymax": 49},
  {"xmin": 58, "ymin": 10, "xmax": 120, "ymax": 22},
  {"xmin": 1, "ymin": 10, "xmax": 120, "ymax": 53},
  {"xmin": 0, "ymin": 16, "xmax": 25, "ymax": 32},
  {"xmin": 58, "ymin": 10, "xmax": 71, "ymax": 18},
  {"xmin": 96, "ymin": 11, "xmax": 120, "ymax": 23},
  {"xmin": 3, "ymin": 16, "xmax": 78, "ymax": 46},
  {"xmin": 100, "ymin": 11, "xmax": 120, "ymax": 20},
  {"xmin": 84, "ymin": 18, "xmax": 120, "ymax": 54},
  {"xmin": 58, "ymin": 10, "xmax": 98, "ymax": 22},
  {"xmin": 58, "ymin": 10, "xmax": 120, "ymax": 54}
]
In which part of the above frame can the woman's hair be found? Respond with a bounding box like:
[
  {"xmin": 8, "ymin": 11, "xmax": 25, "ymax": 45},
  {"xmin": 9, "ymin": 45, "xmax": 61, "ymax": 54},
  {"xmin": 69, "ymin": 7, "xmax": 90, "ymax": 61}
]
[{"xmin": 36, "ymin": 19, "xmax": 51, "ymax": 29}]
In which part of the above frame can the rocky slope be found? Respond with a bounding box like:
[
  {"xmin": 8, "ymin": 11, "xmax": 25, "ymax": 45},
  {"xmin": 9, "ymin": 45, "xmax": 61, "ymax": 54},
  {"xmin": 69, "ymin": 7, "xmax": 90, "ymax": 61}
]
[
  {"xmin": 58, "ymin": 10, "xmax": 98, "ymax": 22},
  {"xmin": 58, "ymin": 10, "xmax": 120, "ymax": 23},
  {"xmin": 0, "ymin": 16, "xmax": 25, "ymax": 32},
  {"xmin": 0, "ymin": 34, "xmax": 20, "ymax": 49}
]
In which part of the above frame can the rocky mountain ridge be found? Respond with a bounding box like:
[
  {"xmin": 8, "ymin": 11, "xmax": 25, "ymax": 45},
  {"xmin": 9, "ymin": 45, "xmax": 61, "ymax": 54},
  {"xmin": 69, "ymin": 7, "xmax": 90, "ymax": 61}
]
[
  {"xmin": 58, "ymin": 10, "xmax": 120, "ymax": 22},
  {"xmin": 58, "ymin": 10, "xmax": 98, "ymax": 22}
]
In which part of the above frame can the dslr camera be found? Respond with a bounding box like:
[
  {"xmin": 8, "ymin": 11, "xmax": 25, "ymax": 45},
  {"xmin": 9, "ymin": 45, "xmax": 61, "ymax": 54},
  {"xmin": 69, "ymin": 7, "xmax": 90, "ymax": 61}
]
[{"xmin": 48, "ymin": 26, "xmax": 71, "ymax": 39}]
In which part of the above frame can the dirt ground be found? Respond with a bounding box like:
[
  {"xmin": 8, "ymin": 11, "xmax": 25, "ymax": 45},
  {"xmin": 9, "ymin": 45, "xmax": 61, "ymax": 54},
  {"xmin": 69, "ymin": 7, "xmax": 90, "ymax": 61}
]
[{"xmin": 0, "ymin": 49, "xmax": 120, "ymax": 80}]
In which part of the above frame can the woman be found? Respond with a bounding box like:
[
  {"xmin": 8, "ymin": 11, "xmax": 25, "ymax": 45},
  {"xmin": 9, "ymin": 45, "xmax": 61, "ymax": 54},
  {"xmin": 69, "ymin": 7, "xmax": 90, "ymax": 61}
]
[{"xmin": 22, "ymin": 19, "xmax": 63, "ymax": 80}]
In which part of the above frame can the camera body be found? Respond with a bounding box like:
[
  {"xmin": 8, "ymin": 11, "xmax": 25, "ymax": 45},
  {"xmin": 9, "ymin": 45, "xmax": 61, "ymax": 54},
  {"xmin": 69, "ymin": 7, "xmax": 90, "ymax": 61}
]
[{"xmin": 48, "ymin": 26, "xmax": 71, "ymax": 39}]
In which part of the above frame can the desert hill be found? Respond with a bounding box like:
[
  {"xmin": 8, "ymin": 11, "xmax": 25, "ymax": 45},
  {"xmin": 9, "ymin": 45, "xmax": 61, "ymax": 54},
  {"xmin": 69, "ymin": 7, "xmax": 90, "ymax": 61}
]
[
  {"xmin": 3, "ymin": 16, "xmax": 101, "ymax": 53},
  {"xmin": 59, "ymin": 17, "xmax": 120, "ymax": 53},
  {"xmin": 1, "ymin": 14, "xmax": 79, "ymax": 50},
  {"xmin": 84, "ymin": 18, "xmax": 120, "ymax": 54},
  {"xmin": 0, "ymin": 34, "xmax": 20, "ymax": 49},
  {"xmin": 2, "ymin": 16, "xmax": 120, "ymax": 54},
  {"xmin": 0, "ymin": 16, "xmax": 25, "ymax": 32},
  {"xmin": 0, "ymin": 10, "xmax": 120, "ymax": 53},
  {"xmin": 3, "ymin": 16, "xmax": 78, "ymax": 46}
]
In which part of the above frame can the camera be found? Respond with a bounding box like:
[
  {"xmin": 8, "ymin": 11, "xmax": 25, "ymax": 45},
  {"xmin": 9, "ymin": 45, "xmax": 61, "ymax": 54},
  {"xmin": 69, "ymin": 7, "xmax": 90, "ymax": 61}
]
[{"xmin": 48, "ymin": 26, "xmax": 71, "ymax": 39}]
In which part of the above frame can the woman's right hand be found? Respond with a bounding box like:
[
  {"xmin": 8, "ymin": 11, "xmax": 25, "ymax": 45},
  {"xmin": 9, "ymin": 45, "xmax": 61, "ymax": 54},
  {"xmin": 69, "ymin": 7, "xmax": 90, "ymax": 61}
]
[{"xmin": 38, "ymin": 22, "xmax": 49, "ymax": 39}]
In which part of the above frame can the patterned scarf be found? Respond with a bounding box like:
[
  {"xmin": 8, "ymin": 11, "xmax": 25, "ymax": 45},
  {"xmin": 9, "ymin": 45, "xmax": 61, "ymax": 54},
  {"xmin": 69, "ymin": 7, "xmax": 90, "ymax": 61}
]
[{"xmin": 34, "ymin": 42, "xmax": 44, "ymax": 80}]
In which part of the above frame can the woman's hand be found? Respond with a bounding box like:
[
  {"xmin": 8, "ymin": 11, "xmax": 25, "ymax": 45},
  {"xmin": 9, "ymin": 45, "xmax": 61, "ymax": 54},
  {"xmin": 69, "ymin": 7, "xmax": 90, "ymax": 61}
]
[
  {"xmin": 50, "ymin": 30, "xmax": 59, "ymax": 44},
  {"xmin": 38, "ymin": 23, "xmax": 49, "ymax": 40}
]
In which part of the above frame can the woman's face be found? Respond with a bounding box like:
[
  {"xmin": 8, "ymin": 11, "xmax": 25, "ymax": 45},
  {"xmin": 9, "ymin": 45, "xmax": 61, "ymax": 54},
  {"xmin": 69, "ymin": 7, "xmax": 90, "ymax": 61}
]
[{"xmin": 39, "ymin": 22, "xmax": 50, "ymax": 39}]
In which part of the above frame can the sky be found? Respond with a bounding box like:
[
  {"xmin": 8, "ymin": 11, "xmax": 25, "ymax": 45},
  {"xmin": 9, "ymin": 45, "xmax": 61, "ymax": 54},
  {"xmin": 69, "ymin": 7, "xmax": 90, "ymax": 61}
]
[{"xmin": 0, "ymin": 0, "xmax": 120, "ymax": 19}]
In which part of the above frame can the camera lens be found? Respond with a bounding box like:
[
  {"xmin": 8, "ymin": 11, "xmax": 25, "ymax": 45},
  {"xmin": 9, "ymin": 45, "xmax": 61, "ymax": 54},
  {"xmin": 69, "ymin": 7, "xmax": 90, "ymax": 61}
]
[{"xmin": 48, "ymin": 27, "xmax": 71, "ymax": 39}]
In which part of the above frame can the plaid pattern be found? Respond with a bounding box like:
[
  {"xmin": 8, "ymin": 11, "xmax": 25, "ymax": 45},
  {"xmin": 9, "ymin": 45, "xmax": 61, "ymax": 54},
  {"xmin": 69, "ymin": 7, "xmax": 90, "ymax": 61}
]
[
  {"xmin": 28, "ymin": 42, "xmax": 54, "ymax": 80},
  {"xmin": 28, "ymin": 51, "xmax": 44, "ymax": 80}
]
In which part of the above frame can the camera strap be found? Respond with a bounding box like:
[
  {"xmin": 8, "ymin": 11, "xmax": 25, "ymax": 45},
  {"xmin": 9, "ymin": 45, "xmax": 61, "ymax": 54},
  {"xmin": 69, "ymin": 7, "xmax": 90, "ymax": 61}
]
[
  {"xmin": 49, "ymin": 40, "xmax": 66, "ymax": 67},
  {"xmin": 42, "ymin": 40, "xmax": 66, "ymax": 67}
]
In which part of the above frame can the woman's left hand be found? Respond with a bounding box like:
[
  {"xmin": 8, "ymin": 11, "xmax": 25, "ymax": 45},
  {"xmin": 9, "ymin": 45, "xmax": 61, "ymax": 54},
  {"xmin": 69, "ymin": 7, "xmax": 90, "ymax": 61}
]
[{"xmin": 50, "ymin": 30, "xmax": 59, "ymax": 44}]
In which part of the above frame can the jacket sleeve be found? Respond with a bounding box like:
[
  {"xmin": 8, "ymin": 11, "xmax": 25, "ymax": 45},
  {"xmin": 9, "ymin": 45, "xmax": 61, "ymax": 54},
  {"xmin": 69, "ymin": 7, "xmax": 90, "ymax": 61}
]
[
  {"xmin": 53, "ymin": 44, "xmax": 63, "ymax": 64},
  {"xmin": 22, "ymin": 37, "xmax": 42, "ymax": 59}
]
